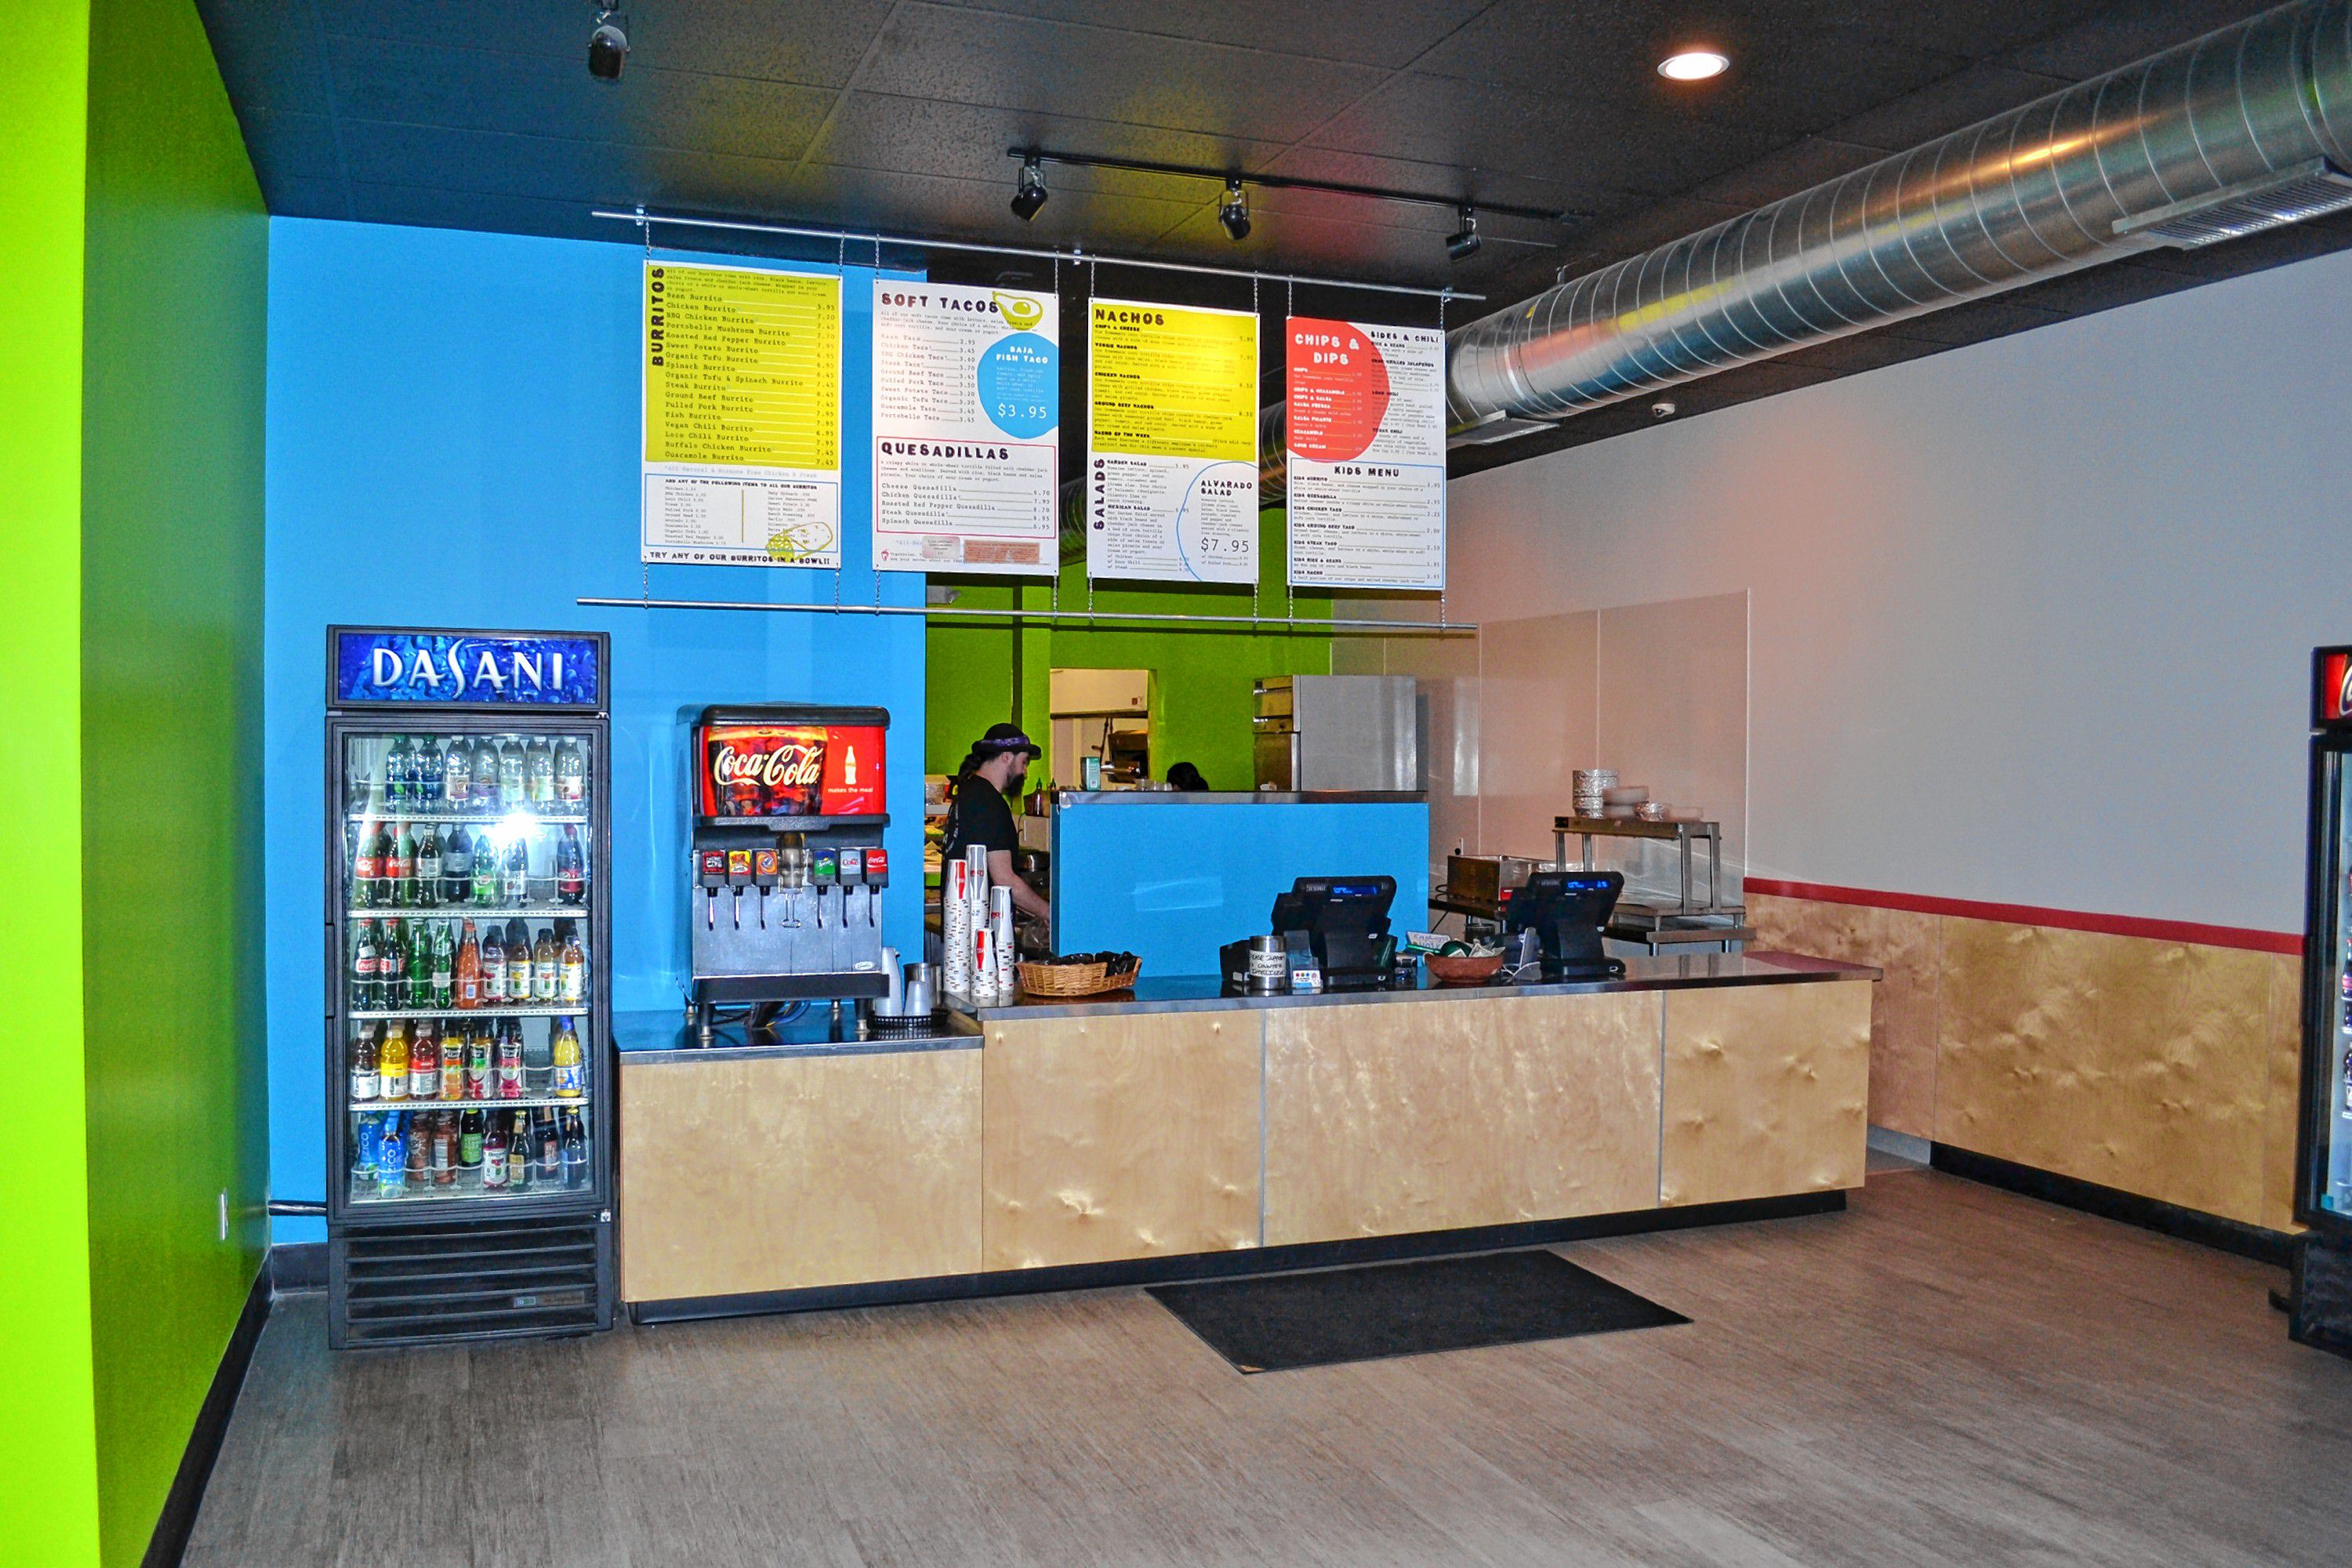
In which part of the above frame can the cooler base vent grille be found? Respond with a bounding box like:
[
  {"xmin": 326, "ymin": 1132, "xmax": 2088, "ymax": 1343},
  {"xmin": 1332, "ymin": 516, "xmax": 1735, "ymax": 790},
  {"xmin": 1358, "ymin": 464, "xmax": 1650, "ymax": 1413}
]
[{"xmin": 332, "ymin": 1212, "xmax": 609, "ymax": 1348}]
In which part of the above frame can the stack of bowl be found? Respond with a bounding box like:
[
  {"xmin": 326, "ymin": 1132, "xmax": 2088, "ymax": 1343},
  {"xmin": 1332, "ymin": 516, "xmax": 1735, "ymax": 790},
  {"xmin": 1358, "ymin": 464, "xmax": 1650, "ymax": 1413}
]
[
  {"xmin": 1600, "ymin": 783, "xmax": 1648, "ymax": 820},
  {"xmin": 1572, "ymin": 768, "xmax": 1617, "ymax": 818}
]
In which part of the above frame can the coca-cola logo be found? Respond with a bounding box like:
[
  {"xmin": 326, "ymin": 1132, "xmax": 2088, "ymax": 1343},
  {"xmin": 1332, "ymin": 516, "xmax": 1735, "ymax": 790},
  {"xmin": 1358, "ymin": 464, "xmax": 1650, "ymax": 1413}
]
[{"xmin": 713, "ymin": 743, "xmax": 822, "ymax": 791}]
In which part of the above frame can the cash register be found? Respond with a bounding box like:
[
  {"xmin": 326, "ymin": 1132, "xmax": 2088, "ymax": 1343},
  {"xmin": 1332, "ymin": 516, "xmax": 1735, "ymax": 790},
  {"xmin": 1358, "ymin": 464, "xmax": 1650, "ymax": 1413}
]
[
  {"xmin": 1504, "ymin": 869, "xmax": 1628, "ymax": 981},
  {"xmin": 1269, "ymin": 874, "xmax": 1399, "ymax": 992}
]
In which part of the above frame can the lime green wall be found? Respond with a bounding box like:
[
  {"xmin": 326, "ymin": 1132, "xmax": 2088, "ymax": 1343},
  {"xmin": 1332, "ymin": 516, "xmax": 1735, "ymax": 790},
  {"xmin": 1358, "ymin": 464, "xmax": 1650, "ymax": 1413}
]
[
  {"xmin": 927, "ymin": 510, "xmax": 1332, "ymax": 791},
  {"xmin": 79, "ymin": 2, "xmax": 270, "ymax": 1563},
  {"xmin": 0, "ymin": 4, "xmax": 265, "ymax": 1565},
  {"xmin": 0, "ymin": 5, "xmax": 102, "ymax": 1565}
]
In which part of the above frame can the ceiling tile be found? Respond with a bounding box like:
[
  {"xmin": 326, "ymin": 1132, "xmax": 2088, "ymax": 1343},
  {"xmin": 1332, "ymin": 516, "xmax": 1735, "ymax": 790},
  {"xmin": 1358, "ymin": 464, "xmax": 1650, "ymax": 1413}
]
[
  {"xmin": 1308, "ymin": 72, "xmax": 1781, "ymax": 196},
  {"xmin": 2002, "ymin": 0, "xmax": 2276, "ymax": 80},
  {"xmin": 1824, "ymin": 60, "xmax": 2074, "ymax": 154},
  {"xmin": 195, "ymin": 0, "xmax": 332, "ymax": 116},
  {"xmin": 323, "ymin": 39, "xmax": 837, "ymax": 164},
  {"xmin": 238, "ymin": 107, "xmax": 345, "ymax": 184},
  {"xmin": 852, "ymin": 4, "xmax": 1389, "ymax": 141},
  {"xmin": 805, "ymin": 91, "xmax": 1288, "ymax": 201},
  {"xmin": 921, "ymin": 0, "xmax": 1497, "ymax": 70}
]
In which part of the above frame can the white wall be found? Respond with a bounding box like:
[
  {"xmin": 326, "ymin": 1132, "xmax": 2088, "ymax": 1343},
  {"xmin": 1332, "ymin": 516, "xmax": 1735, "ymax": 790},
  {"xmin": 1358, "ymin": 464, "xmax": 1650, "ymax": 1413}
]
[{"xmin": 1406, "ymin": 245, "xmax": 2352, "ymax": 935}]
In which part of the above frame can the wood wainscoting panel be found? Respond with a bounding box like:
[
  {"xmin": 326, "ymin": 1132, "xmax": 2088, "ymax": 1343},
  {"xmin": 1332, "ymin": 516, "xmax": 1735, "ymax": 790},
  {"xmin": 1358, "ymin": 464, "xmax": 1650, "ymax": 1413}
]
[
  {"xmin": 1659, "ymin": 979, "xmax": 1872, "ymax": 1207},
  {"xmin": 1936, "ymin": 919, "xmax": 2275, "ymax": 1227},
  {"xmin": 619, "ymin": 1049, "xmax": 982, "ymax": 1303},
  {"xmin": 1262, "ymin": 992, "xmax": 1661, "ymax": 1247},
  {"xmin": 2260, "ymin": 952, "xmax": 2309, "ymax": 1236},
  {"xmin": 1748, "ymin": 892, "xmax": 1940, "ymax": 1139},
  {"xmin": 982, "ymin": 1012, "xmax": 1261, "ymax": 1271}
]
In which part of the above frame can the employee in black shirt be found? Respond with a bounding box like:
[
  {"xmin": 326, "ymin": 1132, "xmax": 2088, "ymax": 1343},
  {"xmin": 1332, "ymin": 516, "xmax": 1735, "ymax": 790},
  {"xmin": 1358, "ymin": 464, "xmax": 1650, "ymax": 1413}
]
[{"xmin": 941, "ymin": 723, "xmax": 1053, "ymax": 927}]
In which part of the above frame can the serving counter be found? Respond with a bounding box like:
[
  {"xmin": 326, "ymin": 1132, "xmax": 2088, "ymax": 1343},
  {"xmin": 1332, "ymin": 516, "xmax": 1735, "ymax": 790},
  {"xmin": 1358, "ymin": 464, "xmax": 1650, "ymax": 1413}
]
[{"xmin": 617, "ymin": 954, "xmax": 1876, "ymax": 1323}]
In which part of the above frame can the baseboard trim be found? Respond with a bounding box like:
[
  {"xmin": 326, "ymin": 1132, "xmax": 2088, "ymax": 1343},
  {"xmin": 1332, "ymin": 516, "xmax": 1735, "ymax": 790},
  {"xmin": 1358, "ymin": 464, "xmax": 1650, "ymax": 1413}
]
[
  {"xmin": 1929, "ymin": 1143, "xmax": 2295, "ymax": 1268},
  {"xmin": 141, "ymin": 1261, "xmax": 270, "ymax": 1568},
  {"xmin": 269, "ymin": 1240, "xmax": 326, "ymax": 1294},
  {"xmin": 627, "ymin": 1189, "xmax": 1847, "ymax": 1325},
  {"xmin": 1867, "ymin": 1126, "xmax": 1933, "ymax": 1164}
]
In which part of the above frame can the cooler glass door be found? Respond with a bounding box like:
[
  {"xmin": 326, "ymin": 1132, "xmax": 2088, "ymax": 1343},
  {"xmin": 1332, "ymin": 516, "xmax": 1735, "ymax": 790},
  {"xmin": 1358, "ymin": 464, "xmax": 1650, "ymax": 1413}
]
[
  {"xmin": 332, "ymin": 723, "xmax": 603, "ymax": 1219},
  {"xmin": 2304, "ymin": 736, "xmax": 2352, "ymax": 1224}
]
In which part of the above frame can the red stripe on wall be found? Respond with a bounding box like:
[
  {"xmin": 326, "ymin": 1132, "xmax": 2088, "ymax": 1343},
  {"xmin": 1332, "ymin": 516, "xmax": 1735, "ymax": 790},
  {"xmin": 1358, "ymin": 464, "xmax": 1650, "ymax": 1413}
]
[{"xmin": 1741, "ymin": 877, "xmax": 2303, "ymax": 957}]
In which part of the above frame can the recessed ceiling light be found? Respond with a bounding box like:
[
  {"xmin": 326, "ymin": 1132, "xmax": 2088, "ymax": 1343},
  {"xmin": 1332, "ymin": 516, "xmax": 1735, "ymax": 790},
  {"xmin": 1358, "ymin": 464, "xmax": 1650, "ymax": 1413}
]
[{"xmin": 1657, "ymin": 49, "xmax": 1730, "ymax": 82}]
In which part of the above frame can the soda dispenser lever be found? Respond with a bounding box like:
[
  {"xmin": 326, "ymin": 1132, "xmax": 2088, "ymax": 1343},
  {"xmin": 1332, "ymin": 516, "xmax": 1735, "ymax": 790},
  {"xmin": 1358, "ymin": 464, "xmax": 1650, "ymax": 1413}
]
[
  {"xmin": 726, "ymin": 849, "xmax": 753, "ymax": 929},
  {"xmin": 696, "ymin": 848, "xmax": 728, "ymax": 931},
  {"xmin": 753, "ymin": 847, "xmax": 780, "ymax": 930}
]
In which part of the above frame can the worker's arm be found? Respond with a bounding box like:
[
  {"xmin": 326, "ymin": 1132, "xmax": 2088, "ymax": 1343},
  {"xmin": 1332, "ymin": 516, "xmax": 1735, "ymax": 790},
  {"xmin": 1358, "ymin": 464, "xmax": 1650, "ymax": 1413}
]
[{"xmin": 986, "ymin": 848, "xmax": 1054, "ymax": 926}]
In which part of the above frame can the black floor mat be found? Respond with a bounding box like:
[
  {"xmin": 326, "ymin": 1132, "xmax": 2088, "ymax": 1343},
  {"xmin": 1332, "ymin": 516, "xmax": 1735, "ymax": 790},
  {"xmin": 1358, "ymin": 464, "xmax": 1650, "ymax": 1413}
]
[{"xmin": 1147, "ymin": 1249, "xmax": 1688, "ymax": 1373}]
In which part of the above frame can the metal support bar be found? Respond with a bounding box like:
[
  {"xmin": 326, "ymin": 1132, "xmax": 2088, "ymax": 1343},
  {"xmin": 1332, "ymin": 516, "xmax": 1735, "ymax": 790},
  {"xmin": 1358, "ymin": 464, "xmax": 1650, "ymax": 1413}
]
[
  {"xmin": 575, "ymin": 595, "xmax": 1472, "ymax": 634},
  {"xmin": 597, "ymin": 209, "xmax": 1480, "ymax": 302}
]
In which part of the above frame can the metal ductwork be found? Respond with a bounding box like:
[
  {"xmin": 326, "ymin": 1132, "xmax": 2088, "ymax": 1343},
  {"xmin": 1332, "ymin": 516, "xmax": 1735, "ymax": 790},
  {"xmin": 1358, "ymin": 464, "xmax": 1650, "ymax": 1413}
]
[{"xmin": 1261, "ymin": 0, "xmax": 2352, "ymax": 496}]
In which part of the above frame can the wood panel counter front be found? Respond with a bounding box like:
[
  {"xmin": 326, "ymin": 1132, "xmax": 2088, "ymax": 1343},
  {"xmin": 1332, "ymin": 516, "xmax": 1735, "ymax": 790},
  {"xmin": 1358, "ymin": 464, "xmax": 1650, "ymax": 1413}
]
[{"xmin": 619, "ymin": 955, "xmax": 1875, "ymax": 1316}]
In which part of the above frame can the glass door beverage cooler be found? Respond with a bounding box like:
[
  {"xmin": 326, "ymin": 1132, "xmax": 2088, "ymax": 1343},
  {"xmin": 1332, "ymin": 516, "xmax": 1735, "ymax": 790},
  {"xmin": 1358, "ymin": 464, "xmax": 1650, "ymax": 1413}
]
[{"xmin": 325, "ymin": 627, "xmax": 615, "ymax": 1348}]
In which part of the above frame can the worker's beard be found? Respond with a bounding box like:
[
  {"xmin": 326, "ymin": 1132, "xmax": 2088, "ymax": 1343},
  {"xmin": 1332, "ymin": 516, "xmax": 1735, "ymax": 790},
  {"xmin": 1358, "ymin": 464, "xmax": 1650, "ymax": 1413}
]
[{"xmin": 1004, "ymin": 768, "xmax": 1028, "ymax": 797}]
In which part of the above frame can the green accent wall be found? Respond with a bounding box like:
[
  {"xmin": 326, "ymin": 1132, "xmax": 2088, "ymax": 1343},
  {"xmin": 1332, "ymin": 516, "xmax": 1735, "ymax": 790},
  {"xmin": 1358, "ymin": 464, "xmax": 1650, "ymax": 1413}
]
[
  {"xmin": 0, "ymin": 4, "xmax": 265, "ymax": 1564},
  {"xmin": 0, "ymin": 3, "xmax": 102, "ymax": 1564},
  {"xmin": 78, "ymin": 1, "xmax": 270, "ymax": 1564},
  {"xmin": 927, "ymin": 510, "xmax": 1332, "ymax": 791}
]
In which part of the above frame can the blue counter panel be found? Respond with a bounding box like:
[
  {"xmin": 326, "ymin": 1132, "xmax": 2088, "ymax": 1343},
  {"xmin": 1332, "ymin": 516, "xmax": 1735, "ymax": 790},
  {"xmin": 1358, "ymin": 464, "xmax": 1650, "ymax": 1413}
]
[{"xmin": 1053, "ymin": 799, "xmax": 1429, "ymax": 975}]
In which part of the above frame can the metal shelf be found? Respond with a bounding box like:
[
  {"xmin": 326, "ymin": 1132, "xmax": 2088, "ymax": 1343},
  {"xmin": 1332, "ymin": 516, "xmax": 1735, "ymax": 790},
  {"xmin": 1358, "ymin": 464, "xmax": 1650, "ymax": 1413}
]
[
  {"xmin": 344, "ymin": 808, "xmax": 589, "ymax": 824},
  {"xmin": 348, "ymin": 1005, "xmax": 585, "ymax": 1021},
  {"xmin": 346, "ymin": 905, "xmax": 590, "ymax": 920},
  {"xmin": 345, "ymin": 1174, "xmax": 594, "ymax": 1206},
  {"xmin": 353, "ymin": 1092, "xmax": 591, "ymax": 1113}
]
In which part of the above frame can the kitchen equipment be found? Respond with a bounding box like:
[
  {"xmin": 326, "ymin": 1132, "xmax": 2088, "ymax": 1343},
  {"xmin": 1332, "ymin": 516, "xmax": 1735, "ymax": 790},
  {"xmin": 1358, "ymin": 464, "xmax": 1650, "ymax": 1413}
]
[
  {"xmin": 1446, "ymin": 853, "xmax": 1541, "ymax": 908},
  {"xmin": 1252, "ymin": 675, "xmax": 1418, "ymax": 792}
]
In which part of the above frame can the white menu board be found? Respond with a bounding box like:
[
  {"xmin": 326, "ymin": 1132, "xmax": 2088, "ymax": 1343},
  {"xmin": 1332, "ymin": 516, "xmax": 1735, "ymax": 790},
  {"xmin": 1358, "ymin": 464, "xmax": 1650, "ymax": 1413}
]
[
  {"xmin": 1087, "ymin": 299, "xmax": 1259, "ymax": 584},
  {"xmin": 871, "ymin": 281, "xmax": 1061, "ymax": 575},
  {"xmin": 1283, "ymin": 318, "xmax": 1446, "ymax": 590}
]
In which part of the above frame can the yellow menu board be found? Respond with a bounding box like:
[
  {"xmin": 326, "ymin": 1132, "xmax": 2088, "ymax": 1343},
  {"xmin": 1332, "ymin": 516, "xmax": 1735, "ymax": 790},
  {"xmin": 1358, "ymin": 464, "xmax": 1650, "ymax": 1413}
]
[
  {"xmin": 641, "ymin": 262, "xmax": 843, "ymax": 567},
  {"xmin": 1086, "ymin": 299, "xmax": 1258, "ymax": 583}
]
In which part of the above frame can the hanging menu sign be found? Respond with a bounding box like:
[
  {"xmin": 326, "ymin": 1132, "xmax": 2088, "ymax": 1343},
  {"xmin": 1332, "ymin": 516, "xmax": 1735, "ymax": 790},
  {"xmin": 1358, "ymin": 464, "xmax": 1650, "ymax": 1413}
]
[
  {"xmin": 1087, "ymin": 299, "xmax": 1258, "ymax": 584},
  {"xmin": 642, "ymin": 261, "xmax": 843, "ymax": 568},
  {"xmin": 871, "ymin": 281, "xmax": 1059, "ymax": 575},
  {"xmin": 1284, "ymin": 318, "xmax": 1446, "ymax": 590}
]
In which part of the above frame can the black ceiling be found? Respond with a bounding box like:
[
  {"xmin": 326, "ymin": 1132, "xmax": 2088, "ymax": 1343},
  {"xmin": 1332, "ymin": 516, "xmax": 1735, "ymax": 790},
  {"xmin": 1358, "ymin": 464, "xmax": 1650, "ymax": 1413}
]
[{"xmin": 198, "ymin": 1, "xmax": 2352, "ymax": 471}]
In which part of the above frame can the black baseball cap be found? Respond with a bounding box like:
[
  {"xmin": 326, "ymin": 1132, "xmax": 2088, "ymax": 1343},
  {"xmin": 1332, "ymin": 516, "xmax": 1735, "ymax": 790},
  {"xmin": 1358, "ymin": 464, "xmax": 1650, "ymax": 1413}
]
[{"xmin": 978, "ymin": 723, "xmax": 1040, "ymax": 758}]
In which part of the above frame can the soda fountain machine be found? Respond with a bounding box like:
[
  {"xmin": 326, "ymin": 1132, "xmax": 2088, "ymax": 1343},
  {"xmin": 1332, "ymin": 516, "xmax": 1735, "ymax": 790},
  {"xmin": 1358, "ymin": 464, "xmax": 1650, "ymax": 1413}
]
[{"xmin": 684, "ymin": 705, "xmax": 892, "ymax": 1042}]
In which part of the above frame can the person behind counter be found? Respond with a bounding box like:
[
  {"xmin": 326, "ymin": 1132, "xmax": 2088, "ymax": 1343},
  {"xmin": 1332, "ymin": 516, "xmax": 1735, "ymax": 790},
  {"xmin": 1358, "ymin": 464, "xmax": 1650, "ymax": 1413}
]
[
  {"xmin": 1165, "ymin": 760, "xmax": 1209, "ymax": 792},
  {"xmin": 942, "ymin": 723, "xmax": 1054, "ymax": 926}
]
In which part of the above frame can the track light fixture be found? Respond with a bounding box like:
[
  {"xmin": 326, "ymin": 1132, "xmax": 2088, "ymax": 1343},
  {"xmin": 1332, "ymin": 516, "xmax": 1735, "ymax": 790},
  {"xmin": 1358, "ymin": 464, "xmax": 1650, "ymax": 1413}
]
[
  {"xmin": 1218, "ymin": 180, "xmax": 1251, "ymax": 241},
  {"xmin": 588, "ymin": 7, "xmax": 627, "ymax": 82},
  {"xmin": 1010, "ymin": 157, "xmax": 1049, "ymax": 221},
  {"xmin": 1446, "ymin": 205, "xmax": 1481, "ymax": 262}
]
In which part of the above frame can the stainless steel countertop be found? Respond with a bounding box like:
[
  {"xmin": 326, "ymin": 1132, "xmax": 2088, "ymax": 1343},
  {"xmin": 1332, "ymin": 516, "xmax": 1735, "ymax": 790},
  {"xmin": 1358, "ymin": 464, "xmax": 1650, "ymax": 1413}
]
[
  {"xmin": 1051, "ymin": 789, "xmax": 1426, "ymax": 806},
  {"xmin": 614, "ymin": 1007, "xmax": 978, "ymax": 1065},
  {"xmin": 951, "ymin": 951, "xmax": 1878, "ymax": 1022}
]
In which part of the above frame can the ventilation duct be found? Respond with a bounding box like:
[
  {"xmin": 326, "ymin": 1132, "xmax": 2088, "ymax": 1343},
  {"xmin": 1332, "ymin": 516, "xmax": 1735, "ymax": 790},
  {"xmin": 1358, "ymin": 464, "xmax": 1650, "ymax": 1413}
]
[{"xmin": 1258, "ymin": 0, "xmax": 2352, "ymax": 496}]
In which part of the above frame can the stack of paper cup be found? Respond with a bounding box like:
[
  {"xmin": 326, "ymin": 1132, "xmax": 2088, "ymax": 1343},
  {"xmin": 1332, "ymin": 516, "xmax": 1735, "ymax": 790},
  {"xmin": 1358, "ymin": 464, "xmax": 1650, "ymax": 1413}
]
[
  {"xmin": 963, "ymin": 847, "xmax": 998, "ymax": 1003},
  {"xmin": 989, "ymin": 884, "xmax": 1015, "ymax": 1000},
  {"xmin": 943, "ymin": 857, "xmax": 972, "ymax": 997}
]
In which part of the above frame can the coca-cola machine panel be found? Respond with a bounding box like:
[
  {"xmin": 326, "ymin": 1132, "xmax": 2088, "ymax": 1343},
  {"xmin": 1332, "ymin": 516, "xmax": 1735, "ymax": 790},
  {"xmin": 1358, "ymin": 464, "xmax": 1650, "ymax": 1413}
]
[
  {"xmin": 324, "ymin": 626, "xmax": 615, "ymax": 1350},
  {"xmin": 684, "ymin": 704, "xmax": 892, "ymax": 1037}
]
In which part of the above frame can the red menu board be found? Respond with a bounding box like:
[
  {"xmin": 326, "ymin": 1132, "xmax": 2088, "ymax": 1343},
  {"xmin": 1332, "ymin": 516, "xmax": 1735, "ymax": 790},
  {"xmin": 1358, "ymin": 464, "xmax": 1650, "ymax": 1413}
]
[{"xmin": 698, "ymin": 722, "xmax": 886, "ymax": 818}]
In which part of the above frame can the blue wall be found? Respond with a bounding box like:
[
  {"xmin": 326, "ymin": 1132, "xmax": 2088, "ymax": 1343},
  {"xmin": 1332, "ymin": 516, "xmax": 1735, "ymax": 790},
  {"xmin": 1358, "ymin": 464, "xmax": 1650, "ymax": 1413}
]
[
  {"xmin": 264, "ymin": 220, "xmax": 925, "ymax": 1238},
  {"xmin": 1052, "ymin": 798, "xmax": 1430, "ymax": 976}
]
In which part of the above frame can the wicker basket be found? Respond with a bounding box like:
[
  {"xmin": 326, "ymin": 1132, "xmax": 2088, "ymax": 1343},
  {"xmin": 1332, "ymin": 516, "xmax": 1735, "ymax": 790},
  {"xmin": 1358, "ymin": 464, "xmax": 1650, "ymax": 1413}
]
[{"xmin": 1017, "ymin": 957, "xmax": 1142, "ymax": 997}]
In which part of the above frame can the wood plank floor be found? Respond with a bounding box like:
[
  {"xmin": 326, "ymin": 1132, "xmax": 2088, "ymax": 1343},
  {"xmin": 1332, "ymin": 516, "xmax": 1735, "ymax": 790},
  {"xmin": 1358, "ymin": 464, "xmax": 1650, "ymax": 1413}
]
[{"xmin": 187, "ymin": 1170, "xmax": 2352, "ymax": 1566}]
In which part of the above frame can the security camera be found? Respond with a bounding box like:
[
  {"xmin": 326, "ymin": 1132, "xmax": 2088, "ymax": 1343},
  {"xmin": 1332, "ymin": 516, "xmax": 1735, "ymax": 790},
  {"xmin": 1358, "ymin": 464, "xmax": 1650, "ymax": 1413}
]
[
  {"xmin": 1650, "ymin": 400, "xmax": 1677, "ymax": 419},
  {"xmin": 588, "ymin": 16, "xmax": 628, "ymax": 82}
]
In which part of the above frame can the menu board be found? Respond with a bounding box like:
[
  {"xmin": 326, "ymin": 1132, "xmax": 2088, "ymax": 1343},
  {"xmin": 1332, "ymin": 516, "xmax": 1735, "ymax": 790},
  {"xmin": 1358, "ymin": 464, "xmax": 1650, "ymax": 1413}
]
[
  {"xmin": 1283, "ymin": 318, "xmax": 1446, "ymax": 590},
  {"xmin": 871, "ymin": 281, "xmax": 1059, "ymax": 575},
  {"xmin": 1087, "ymin": 299, "xmax": 1258, "ymax": 584},
  {"xmin": 642, "ymin": 262, "xmax": 843, "ymax": 568}
]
